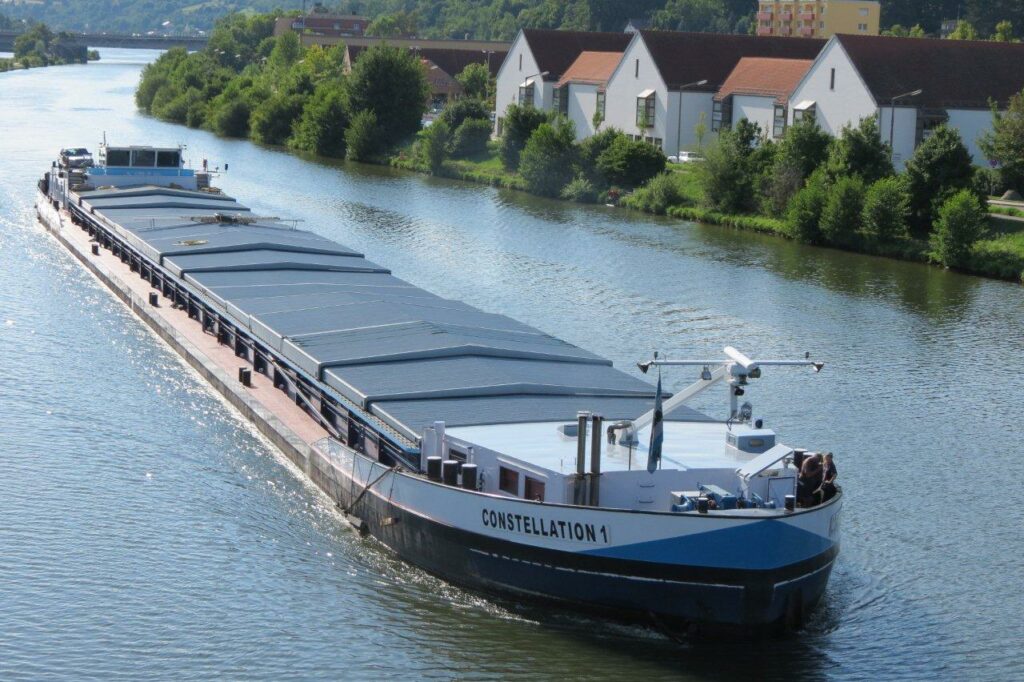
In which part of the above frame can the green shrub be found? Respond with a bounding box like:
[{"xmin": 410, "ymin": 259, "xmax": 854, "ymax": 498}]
[
  {"xmin": 595, "ymin": 137, "xmax": 666, "ymax": 189},
  {"xmin": 289, "ymin": 83, "xmax": 349, "ymax": 157},
  {"xmin": 699, "ymin": 125, "xmax": 759, "ymax": 214},
  {"xmin": 903, "ymin": 125, "xmax": 977, "ymax": 235},
  {"xmin": 419, "ymin": 119, "xmax": 451, "ymax": 173},
  {"xmin": 346, "ymin": 110, "xmax": 382, "ymax": 162},
  {"xmin": 979, "ymin": 89, "xmax": 1024, "ymax": 194},
  {"xmin": 861, "ymin": 176, "xmax": 911, "ymax": 243},
  {"xmin": 249, "ymin": 93, "xmax": 304, "ymax": 145},
  {"xmin": 930, "ymin": 189, "xmax": 988, "ymax": 268},
  {"xmin": 973, "ymin": 166, "xmax": 1005, "ymax": 198},
  {"xmin": 760, "ymin": 158, "xmax": 805, "ymax": 217},
  {"xmin": 560, "ymin": 175, "xmax": 599, "ymax": 203},
  {"xmin": 210, "ymin": 99, "xmax": 252, "ymax": 138},
  {"xmin": 578, "ymin": 127, "xmax": 625, "ymax": 185},
  {"xmin": 623, "ymin": 172, "xmax": 686, "ymax": 214},
  {"xmin": 440, "ymin": 98, "xmax": 489, "ymax": 130},
  {"xmin": 346, "ymin": 44, "xmax": 429, "ymax": 150},
  {"xmin": 518, "ymin": 118, "xmax": 577, "ymax": 197},
  {"xmin": 498, "ymin": 103, "xmax": 548, "ymax": 170},
  {"xmin": 151, "ymin": 87, "xmax": 191, "ymax": 124},
  {"xmin": 819, "ymin": 175, "xmax": 865, "ymax": 244},
  {"xmin": 824, "ymin": 116, "xmax": 893, "ymax": 185},
  {"xmin": 450, "ymin": 118, "xmax": 491, "ymax": 159},
  {"xmin": 786, "ymin": 170, "xmax": 829, "ymax": 243}
]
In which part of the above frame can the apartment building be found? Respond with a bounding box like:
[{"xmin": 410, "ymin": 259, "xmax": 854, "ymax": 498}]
[{"xmin": 756, "ymin": 1, "xmax": 880, "ymax": 39}]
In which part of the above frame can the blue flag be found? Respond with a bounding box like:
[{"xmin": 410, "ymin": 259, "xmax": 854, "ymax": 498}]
[{"xmin": 646, "ymin": 372, "xmax": 663, "ymax": 473}]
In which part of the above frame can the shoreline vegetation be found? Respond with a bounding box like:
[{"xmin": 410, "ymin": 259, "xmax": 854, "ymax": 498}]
[
  {"xmin": 135, "ymin": 12, "xmax": 1024, "ymax": 284},
  {"xmin": 0, "ymin": 23, "xmax": 97, "ymax": 73}
]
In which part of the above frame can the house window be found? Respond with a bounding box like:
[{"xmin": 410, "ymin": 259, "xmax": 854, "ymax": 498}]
[
  {"xmin": 636, "ymin": 93, "xmax": 655, "ymax": 128},
  {"xmin": 499, "ymin": 467, "xmax": 519, "ymax": 495},
  {"xmin": 712, "ymin": 98, "xmax": 732, "ymax": 132},
  {"xmin": 819, "ymin": 21, "xmax": 825, "ymax": 28},
  {"xmin": 524, "ymin": 476, "xmax": 546, "ymax": 501},
  {"xmin": 518, "ymin": 53, "xmax": 522, "ymax": 71},
  {"xmin": 773, "ymin": 105, "xmax": 787, "ymax": 138},
  {"xmin": 916, "ymin": 108, "xmax": 950, "ymax": 146},
  {"xmin": 596, "ymin": 90, "xmax": 606, "ymax": 120},
  {"xmin": 858, "ymin": 23, "xmax": 868, "ymax": 31},
  {"xmin": 794, "ymin": 103, "xmax": 816, "ymax": 123},
  {"xmin": 635, "ymin": 58, "xmax": 639, "ymax": 78},
  {"xmin": 859, "ymin": 7, "xmax": 869, "ymax": 15},
  {"xmin": 553, "ymin": 86, "xmax": 568, "ymax": 116},
  {"xmin": 519, "ymin": 84, "xmax": 534, "ymax": 107},
  {"xmin": 830, "ymin": 68, "xmax": 836, "ymax": 91}
]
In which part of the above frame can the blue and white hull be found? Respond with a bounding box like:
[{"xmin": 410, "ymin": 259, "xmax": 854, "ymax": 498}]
[{"xmin": 314, "ymin": 440, "xmax": 841, "ymax": 628}]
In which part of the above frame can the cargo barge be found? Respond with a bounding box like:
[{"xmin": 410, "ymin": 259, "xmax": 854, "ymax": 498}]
[{"xmin": 37, "ymin": 143, "xmax": 842, "ymax": 631}]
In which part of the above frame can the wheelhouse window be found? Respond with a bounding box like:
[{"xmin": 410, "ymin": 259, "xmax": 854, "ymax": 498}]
[
  {"xmin": 636, "ymin": 92, "xmax": 655, "ymax": 128},
  {"xmin": 524, "ymin": 476, "xmax": 546, "ymax": 501},
  {"xmin": 712, "ymin": 97, "xmax": 732, "ymax": 132},
  {"xmin": 773, "ymin": 105, "xmax": 787, "ymax": 138},
  {"xmin": 105, "ymin": 148, "xmax": 131, "ymax": 166},
  {"xmin": 156, "ymin": 150, "xmax": 180, "ymax": 168},
  {"xmin": 519, "ymin": 83, "xmax": 535, "ymax": 107},
  {"xmin": 447, "ymin": 447, "xmax": 466, "ymax": 463},
  {"xmin": 499, "ymin": 467, "xmax": 519, "ymax": 495},
  {"xmin": 131, "ymin": 149, "xmax": 156, "ymax": 167}
]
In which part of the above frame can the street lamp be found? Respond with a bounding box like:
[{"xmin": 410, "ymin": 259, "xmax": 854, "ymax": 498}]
[
  {"xmin": 889, "ymin": 88, "xmax": 923, "ymax": 160},
  {"xmin": 676, "ymin": 79, "xmax": 709, "ymax": 157}
]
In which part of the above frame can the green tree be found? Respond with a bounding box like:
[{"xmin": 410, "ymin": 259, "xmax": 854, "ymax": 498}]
[
  {"xmin": 862, "ymin": 176, "xmax": 911, "ymax": 243},
  {"xmin": 693, "ymin": 112, "xmax": 708, "ymax": 153},
  {"xmin": 991, "ymin": 20, "xmax": 1017, "ymax": 42},
  {"xmin": 518, "ymin": 118, "xmax": 578, "ymax": 197},
  {"xmin": 787, "ymin": 169, "xmax": 829, "ymax": 244},
  {"xmin": 439, "ymin": 97, "xmax": 489, "ymax": 130},
  {"xmin": 595, "ymin": 137, "xmax": 666, "ymax": 188},
  {"xmin": 578, "ymin": 127, "xmax": 625, "ymax": 184},
  {"xmin": 366, "ymin": 10, "xmax": 418, "ymax": 38},
  {"xmin": 289, "ymin": 81, "xmax": 349, "ymax": 157},
  {"xmin": 903, "ymin": 125, "xmax": 977, "ymax": 234},
  {"xmin": 824, "ymin": 117, "xmax": 893, "ymax": 184},
  {"xmin": 346, "ymin": 110, "xmax": 382, "ymax": 162},
  {"xmin": 499, "ymin": 103, "xmax": 548, "ymax": 170},
  {"xmin": 777, "ymin": 118, "xmax": 832, "ymax": 179},
  {"xmin": 456, "ymin": 62, "xmax": 491, "ymax": 100},
  {"xmin": 930, "ymin": 189, "xmax": 988, "ymax": 267},
  {"xmin": 819, "ymin": 175, "xmax": 866, "ymax": 244},
  {"xmin": 651, "ymin": 0, "xmax": 730, "ymax": 33},
  {"xmin": 419, "ymin": 119, "xmax": 451, "ymax": 173},
  {"xmin": 347, "ymin": 44, "xmax": 429, "ymax": 150},
  {"xmin": 451, "ymin": 118, "xmax": 492, "ymax": 158},
  {"xmin": 699, "ymin": 122, "xmax": 760, "ymax": 213},
  {"xmin": 946, "ymin": 20, "xmax": 979, "ymax": 40},
  {"xmin": 210, "ymin": 99, "xmax": 252, "ymax": 138},
  {"xmin": 980, "ymin": 88, "xmax": 1024, "ymax": 193},
  {"xmin": 249, "ymin": 92, "xmax": 305, "ymax": 145}
]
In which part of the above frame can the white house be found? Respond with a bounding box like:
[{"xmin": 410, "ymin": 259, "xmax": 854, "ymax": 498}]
[
  {"xmin": 493, "ymin": 29, "xmax": 630, "ymax": 137},
  {"xmin": 713, "ymin": 57, "xmax": 814, "ymax": 139},
  {"xmin": 789, "ymin": 34, "xmax": 1024, "ymax": 168},
  {"xmin": 602, "ymin": 30, "xmax": 825, "ymax": 156},
  {"xmin": 554, "ymin": 51, "xmax": 622, "ymax": 140}
]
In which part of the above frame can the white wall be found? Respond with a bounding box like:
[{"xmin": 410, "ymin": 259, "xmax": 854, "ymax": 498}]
[
  {"xmin": 494, "ymin": 31, "xmax": 542, "ymax": 133},
  {"xmin": 674, "ymin": 91, "xmax": 716, "ymax": 154},
  {"xmin": 878, "ymin": 106, "xmax": 917, "ymax": 169},
  {"xmin": 603, "ymin": 35, "xmax": 669, "ymax": 150},
  {"xmin": 789, "ymin": 38, "xmax": 877, "ymax": 136},
  {"xmin": 948, "ymin": 109, "xmax": 994, "ymax": 165},
  {"xmin": 732, "ymin": 94, "xmax": 778, "ymax": 139},
  {"xmin": 566, "ymin": 83, "xmax": 599, "ymax": 140}
]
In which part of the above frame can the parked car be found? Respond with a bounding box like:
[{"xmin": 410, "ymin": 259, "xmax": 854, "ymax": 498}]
[{"xmin": 668, "ymin": 151, "xmax": 704, "ymax": 164}]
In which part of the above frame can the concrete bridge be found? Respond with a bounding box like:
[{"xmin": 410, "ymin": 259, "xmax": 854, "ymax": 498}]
[{"xmin": 0, "ymin": 30, "xmax": 208, "ymax": 53}]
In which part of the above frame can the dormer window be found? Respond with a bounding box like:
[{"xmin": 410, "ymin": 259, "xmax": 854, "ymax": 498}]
[{"xmin": 636, "ymin": 90, "xmax": 655, "ymax": 128}]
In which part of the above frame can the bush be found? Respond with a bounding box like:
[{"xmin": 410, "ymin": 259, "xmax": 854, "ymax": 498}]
[
  {"xmin": 289, "ymin": 83, "xmax": 349, "ymax": 157},
  {"xmin": 450, "ymin": 118, "xmax": 491, "ymax": 159},
  {"xmin": 518, "ymin": 118, "xmax": 577, "ymax": 197},
  {"xmin": 786, "ymin": 170, "xmax": 829, "ymax": 243},
  {"xmin": 623, "ymin": 172, "xmax": 686, "ymax": 214},
  {"xmin": 346, "ymin": 110, "xmax": 382, "ymax": 162},
  {"xmin": 560, "ymin": 175, "xmax": 599, "ymax": 203},
  {"xmin": 760, "ymin": 158, "xmax": 805, "ymax": 217},
  {"xmin": 210, "ymin": 99, "xmax": 252, "ymax": 138},
  {"xmin": 819, "ymin": 175, "xmax": 865, "ymax": 244},
  {"xmin": 578, "ymin": 127, "xmax": 625, "ymax": 185},
  {"xmin": 861, "ymin": 176, "xmax": 911, "ymax": 243},
  {"xmin": 979, "ymin": 89, "xmax": 1024, "ymax": 194},
  {"xmin": 440, "ymin": 98, "xmax": 489, "ymax": 130},
  {"xmin": 419, "ymin": 119, "xmax": 451, "ymax": 173},
  {"xmin": 930, "ymin": 189, "xmax": 988, "ymax": 268},
  {"xmin": 903, "ymin": 126, "xmax": 977, "ymax": 235},
  {"xmin": 595, "ymin": 137, "xmax": 666, "ymax": 189},
  {"xmin": 699, "ymin": 125, "xmax": 759, "ymax": 214},
  {"xmin": 973, "ymin": 167, "xmax": 1005, "ymax": 198},
  {"xmin": 824, "ymin": 116, "xmax": 893, "ymax": 185},
  {"xmin": 499, "ymin": 103, "xmax": 548, "ymax": 170},
  {"xmin": 249, "ymin": 93, "xmax": 304, "ymax": 145},
  {"xmin": 776, "ymin": 118, "xmax": 832, "ymax": 179},
  {"xmin": 347, "ymin": 44, "xmax": 429, "ymax": 150}
]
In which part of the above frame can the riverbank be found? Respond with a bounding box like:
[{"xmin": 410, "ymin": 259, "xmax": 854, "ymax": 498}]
[{"xmin": 391, "ymin": 147, "xmax": 1024, "ymax": 284}]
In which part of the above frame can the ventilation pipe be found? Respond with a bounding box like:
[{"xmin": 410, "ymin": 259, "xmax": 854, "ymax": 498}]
[
  {"xmin": 589, "ymin": 414, "xmax": 603, "ymax": 507},
  {"xmin": 575, "ymin": 411, "xmax": 590, "ymax": 505}
]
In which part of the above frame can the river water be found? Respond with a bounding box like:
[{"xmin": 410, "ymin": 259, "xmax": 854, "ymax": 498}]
[{"xmin": 2, "ymin": 49, "xmax": 1023, "ymax": 680}]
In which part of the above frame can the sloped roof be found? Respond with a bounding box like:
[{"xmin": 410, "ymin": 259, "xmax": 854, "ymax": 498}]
[
  {"xmin": 715, "ymin": 57, "xmax": 813, "ymax": 104},
  {"xmin": 522, "ymin": 29, "xmax": 632, "ymax": 80},
  {"xmin": 557, "ymin": 50, "xmax": 623, "ymax": 87},
  {"xmin": 638, "ymin": 30, "xmax": 825, "ymax": 91},
  {"xmin": 835, "ymin": 34, "xmax": 1024, "ymax": 109},
  {"xmin": 349, "ymin": 45, "xmax": 505, "ymax": 77}
]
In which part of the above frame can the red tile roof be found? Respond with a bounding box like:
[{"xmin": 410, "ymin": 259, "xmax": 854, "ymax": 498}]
[
  {"xmin": 522, "ymin": 29, "xmax": 632, "ymax": 80},
  {"xmin": 714, "ymin": 57, "xmax": 813, "ymax": 104},
  {"xmin": 348, "ymin": 45, "xmax": 506, "ymax": 78},
  {"xmin": 638, "ymin": 30, "xmax": 825, "ymax": 91},
  {"xmin": 557, "ymin": 51, "xmax": 624, "ymax": 88},
  {"xmin": 836, "ymin": 34, "xmax": 1024, "ymax": 109}
]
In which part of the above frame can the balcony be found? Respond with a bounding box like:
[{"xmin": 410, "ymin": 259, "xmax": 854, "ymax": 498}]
[
  {"xmin": 799, "ymin": 12, "xmax": 815, "ymax": 20},
  {"xmin": 780, "ymin": 12, "xmax": 793, "ymax": 20},
  {"xmin": 757, "ymin": 12, "xmax": 773, "ymax": 20},
  {"xmin": 780, "ymin": 25, "xmax": 792, "ymax": 35},
  {"xmin": 757, "ymin": 26, "xmax": 774, "ymax": 35},
  {"xmin": 800, "ymin": 26, "xmax": 815, "ymax": 36}
]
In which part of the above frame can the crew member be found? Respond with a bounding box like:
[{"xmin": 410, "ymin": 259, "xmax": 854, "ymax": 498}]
[
  {"xmin": 820, "ymin": 452, "xmax": 838, "ymax": 502},
  {"xmin": 797, "ymin": 453, "xmax": 823, "ymax": 507}
]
